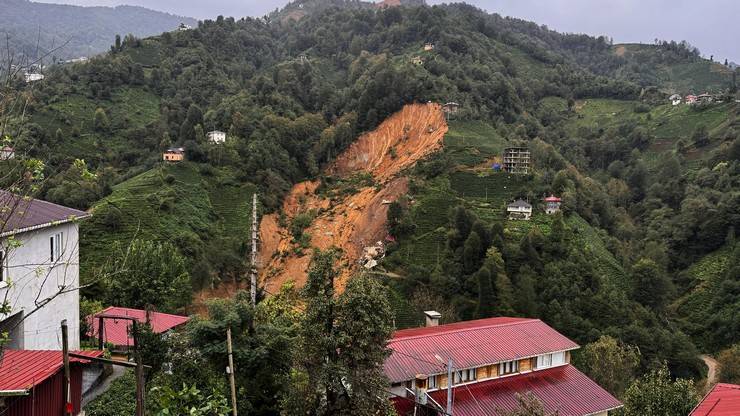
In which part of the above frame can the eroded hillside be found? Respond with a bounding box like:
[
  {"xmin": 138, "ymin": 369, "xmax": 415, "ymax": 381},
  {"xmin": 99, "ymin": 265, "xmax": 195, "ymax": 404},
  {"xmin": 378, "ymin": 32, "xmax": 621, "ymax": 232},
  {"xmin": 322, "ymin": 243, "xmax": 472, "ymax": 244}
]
[{"xmin": 259, "ymin": 103, "xmax": 447, "ymax": 292}]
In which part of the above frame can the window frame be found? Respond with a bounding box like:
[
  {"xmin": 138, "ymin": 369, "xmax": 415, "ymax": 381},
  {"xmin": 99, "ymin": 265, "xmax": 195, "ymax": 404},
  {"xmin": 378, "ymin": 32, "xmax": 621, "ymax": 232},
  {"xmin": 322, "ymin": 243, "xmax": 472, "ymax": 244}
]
[
  {"xmin": 50, "ymin": 232, "xmax": 64, "ymax": 262},
  {"xmin": 499, "ymin": 360, "xmax": 519, "ymax": 376}
]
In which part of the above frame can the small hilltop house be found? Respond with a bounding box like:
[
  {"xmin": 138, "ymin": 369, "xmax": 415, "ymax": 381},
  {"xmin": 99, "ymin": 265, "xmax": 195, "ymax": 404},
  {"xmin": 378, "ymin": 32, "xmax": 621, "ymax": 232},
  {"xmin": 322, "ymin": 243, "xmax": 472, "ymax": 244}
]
[
  {"xmin": 685, "ymin": 94, "xmax": 698, "ymax": 105},
  {"xmin": 177, "ymin": 22, "xmax": 192, "ymax": 31},
  {"xmin": 544, "ymin": 195, "xmax": 562, "ymax": 214},
  {"xmin": 207, "ymin": 130, "xmax": 227, "ymax": 144},
  {"xmin": 697, "ymin": 93, "xmax": 713, "ymax": 104},
  {"xmin": 87, "ymin": 306, "xmax": 190, "ymax": 351},
  {"xmin": 669, "ymin": 94, "xmax": 682, "ymax": 106},
  {"xmin": 423, "ymin": 43, "xmax": 435, "ymax": 51},
  {"xmin": 507, "ymin": 199, "xmax": 532, "ymax": 220},
  {"xmin": 411, "ymin": 56, "xmax": 424, "ymax": 66},
  {"xmin": 163, "ymin": 147, "xmax": 185, "ymax": 162},
  {"xmin": 23, "ymin": 73, "xmax": 44, "ymax": 83}
]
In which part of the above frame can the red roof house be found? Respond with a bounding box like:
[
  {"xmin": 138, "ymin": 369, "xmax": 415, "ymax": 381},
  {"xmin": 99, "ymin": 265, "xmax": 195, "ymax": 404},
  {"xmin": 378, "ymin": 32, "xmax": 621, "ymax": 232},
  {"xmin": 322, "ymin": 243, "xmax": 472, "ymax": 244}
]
[
  {"xmin": 87, "ymin": 306, "xmax": 189, "ymax": 348},
  {"xmin": 690, "ymin": 383, "xmax": 740, "ymax": 416},
  {"xmin": 386, "ymin": 317, "xmax": 622, "ymax": 416},
  {"xmin": 0, "ymin": 349, "xmax": 102, "ymax": 416}
]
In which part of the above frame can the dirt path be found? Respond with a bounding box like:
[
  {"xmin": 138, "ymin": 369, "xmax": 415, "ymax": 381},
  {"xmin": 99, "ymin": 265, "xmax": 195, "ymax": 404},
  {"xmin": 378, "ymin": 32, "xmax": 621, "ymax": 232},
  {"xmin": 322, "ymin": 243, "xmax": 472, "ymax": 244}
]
[
  {"xmin": 700, "ymin": 354, "xmax": 719, "ymax": 391},
  {"xmin": 259, "ymin": 103, "xmax": 447, "ymax": 293}
]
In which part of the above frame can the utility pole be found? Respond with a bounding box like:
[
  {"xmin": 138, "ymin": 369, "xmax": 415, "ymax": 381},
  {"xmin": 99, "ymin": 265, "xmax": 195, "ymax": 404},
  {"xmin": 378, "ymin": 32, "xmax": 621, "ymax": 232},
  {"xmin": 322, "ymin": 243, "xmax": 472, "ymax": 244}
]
[
  {"xmin": 226, "ymin": 328, "xmax": 238, "ymax": 416},
  {"xmin": 250, "ymin": 193, "xmax": 258, "ymax": 305},
  {"xmin": 132, "ymin": 321, "xmax": 145, "ymax": 416},
  {"xmin": 446, "ymin": 358, "xmax": 453, "ymax": 416},
  {"xmin": 61, "ymin": 320, "xmax": 72, "ymax": 415}
]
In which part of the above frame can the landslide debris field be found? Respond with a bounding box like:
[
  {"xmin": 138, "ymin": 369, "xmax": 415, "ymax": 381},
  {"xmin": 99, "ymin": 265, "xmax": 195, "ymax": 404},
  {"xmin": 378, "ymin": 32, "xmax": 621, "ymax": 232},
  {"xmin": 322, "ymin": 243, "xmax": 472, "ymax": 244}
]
[{"xmin": 259, "ymin": 103, "xmax": 448, "ymax": 292}]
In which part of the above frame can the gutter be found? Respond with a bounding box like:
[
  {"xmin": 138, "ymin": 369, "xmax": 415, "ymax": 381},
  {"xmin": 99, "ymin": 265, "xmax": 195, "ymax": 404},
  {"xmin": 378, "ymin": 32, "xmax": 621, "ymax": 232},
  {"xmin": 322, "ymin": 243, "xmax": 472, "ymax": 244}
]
[
  {"xmin": 0, "ymin": 389, "xmax": 29, "ymax": 397},
  {"xmin": 0, "ymin": 214, "xmax": 92, "ymax": 238}
]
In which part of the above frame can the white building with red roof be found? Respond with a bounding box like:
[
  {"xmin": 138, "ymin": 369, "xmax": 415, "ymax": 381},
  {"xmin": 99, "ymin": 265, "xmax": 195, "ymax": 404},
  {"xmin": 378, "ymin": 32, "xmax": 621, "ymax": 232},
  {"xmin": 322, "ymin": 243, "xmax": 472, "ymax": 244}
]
[
  {"xmin": 386, "ymin": 316, "xmax": 622, "ymax": 416},
  {"xmin": 0, "ymin": 192, "xmax": 90, "ymax": 350},
  {"xmin": 87, "ymin": 306, "xmax": 189, "ymax": 350},
  {"xmin": 544, "ymin": 195, "xmax": 562, "ymax": 214}
]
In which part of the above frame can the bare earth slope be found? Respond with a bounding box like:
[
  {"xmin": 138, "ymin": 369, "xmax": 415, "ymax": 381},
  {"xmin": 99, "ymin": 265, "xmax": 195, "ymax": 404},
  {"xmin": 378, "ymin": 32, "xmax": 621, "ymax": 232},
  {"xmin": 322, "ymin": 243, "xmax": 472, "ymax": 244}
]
[{"xmin": 259, "ymin": 103, "xmax": 447, "ymax": 292}]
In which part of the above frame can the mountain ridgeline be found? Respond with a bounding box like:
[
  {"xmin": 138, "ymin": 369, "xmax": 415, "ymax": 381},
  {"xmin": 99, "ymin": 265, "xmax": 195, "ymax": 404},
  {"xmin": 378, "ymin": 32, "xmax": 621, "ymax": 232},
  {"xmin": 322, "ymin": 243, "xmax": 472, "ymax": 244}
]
[
  {"xmin": 0, "ymin": 0, "xmax": 197, "ymax": 61},
  {"xmin": 4, "ymin": 0, "xmax": 738, "ymax": 385}
]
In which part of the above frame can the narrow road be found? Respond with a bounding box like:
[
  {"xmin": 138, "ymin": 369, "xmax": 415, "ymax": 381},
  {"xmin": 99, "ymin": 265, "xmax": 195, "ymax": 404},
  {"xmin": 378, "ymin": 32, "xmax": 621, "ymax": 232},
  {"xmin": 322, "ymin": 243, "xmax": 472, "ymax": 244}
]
[{"xmin": 700, "ymin": 354, "xmax": 719, "ymax": 391}]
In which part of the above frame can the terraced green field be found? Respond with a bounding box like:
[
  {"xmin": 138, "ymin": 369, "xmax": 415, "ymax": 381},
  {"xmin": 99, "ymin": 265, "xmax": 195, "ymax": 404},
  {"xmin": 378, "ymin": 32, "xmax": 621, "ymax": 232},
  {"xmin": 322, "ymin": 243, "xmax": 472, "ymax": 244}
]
[
  {"xmin": 444, "ymin": 120, "xmax": 506, "ymax": 166},
  {"xmin": 81, "ymin": 162, "xmax": 255, "ymax": 284}
]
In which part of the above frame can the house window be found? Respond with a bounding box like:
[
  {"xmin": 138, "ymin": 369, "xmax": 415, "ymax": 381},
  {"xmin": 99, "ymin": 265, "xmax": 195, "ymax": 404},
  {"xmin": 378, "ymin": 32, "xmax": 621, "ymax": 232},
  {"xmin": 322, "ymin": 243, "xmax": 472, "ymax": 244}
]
[
  {"xmin": 537, "ymin": 352, "xmax": 566, "ymax": 369},
  {"xmin": 453, "ymin": 368, "xmax": 477, "ymax": 384},
  {"xmin": 499, "ymin": 360, "xmax": 519, "ymax": 375},
  {"xmin": 50, "ymin": 232, "xmax": 64, "ymax": 262},
  {"xmin": 427, "ymin": 375, "xmax": 437, "ymax": 390}
]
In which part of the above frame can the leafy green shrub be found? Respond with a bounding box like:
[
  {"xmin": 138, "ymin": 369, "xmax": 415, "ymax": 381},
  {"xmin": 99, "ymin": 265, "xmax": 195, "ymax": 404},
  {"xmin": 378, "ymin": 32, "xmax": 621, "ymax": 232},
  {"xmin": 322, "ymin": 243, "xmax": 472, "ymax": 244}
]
[{"xmin": 86, "ymin": 371, "xmax": 137, "ymax": 416}]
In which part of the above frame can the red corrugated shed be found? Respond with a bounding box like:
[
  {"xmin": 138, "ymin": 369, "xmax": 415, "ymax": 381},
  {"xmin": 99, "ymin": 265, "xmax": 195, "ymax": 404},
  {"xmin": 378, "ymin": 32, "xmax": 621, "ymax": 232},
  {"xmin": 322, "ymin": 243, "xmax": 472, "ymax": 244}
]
[
  {"xmin": 392, "ymin": 365, "xmax": 622, "ymax": 416},
  {"xmin": 87, "ymin": 306, "xmax": 189, "ymax": 347},
  {"xmin": 0, "ymin": 350, "xmax": 101, "ymax": 416},
  {"xmin": 386, "ymin": 318, "xmax": 579, "ymax": 383},
  {"xmin": 691, "ymin": 383, "xmax": 740, "ymax": 416}
]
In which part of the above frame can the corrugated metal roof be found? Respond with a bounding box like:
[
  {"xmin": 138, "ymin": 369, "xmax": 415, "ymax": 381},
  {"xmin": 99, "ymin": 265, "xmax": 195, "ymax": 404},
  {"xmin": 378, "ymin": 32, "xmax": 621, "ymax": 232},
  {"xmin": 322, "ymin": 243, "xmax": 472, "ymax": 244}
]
[
  {"xmin": 385, "ymin": 317, "xmax": 579, "ymax": 383},
  {"xmin": 87, "ymin": 306, "xmax": 189, "ymax": 347},
  {"xmin": 0, "ymin": 349, "xmax": 101, "ymax": 391},
  {"xmin": 691, "ymin": 383, "xmax": 740, "ymax": 416},
  {"xmin": 392, "ymin": 365, "xmax": 622, "ymax": 416},
  {"xmin": 0, "ymin": 190, "xmax": 90, "ymax": 236}
]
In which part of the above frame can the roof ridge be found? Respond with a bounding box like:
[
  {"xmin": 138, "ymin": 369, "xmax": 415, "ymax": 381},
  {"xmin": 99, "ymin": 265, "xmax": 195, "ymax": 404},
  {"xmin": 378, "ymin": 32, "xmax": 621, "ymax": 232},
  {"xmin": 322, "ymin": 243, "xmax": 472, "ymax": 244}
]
[{"xmin": 391, "ymin": 318, "xmax": 539, "ymax": 342}]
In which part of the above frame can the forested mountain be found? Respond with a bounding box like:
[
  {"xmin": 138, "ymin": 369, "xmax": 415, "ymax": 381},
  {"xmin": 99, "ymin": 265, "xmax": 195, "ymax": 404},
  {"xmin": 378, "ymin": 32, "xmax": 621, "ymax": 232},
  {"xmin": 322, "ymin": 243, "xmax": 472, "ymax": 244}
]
[
  {"xmin": 0, "ymin": 0, "xmax": 196, "ymax": 61},
  {"xmin": 1, "ymin": 1, "xmax": 738, "ymax": 413}
]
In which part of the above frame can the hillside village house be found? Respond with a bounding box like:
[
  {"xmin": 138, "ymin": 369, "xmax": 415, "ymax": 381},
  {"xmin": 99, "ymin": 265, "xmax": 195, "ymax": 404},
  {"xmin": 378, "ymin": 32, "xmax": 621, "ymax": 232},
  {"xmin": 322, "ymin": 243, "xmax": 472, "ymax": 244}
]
[
  {"xmin": 23, "ymin": 72, "xmax": 44, "ymax": 83},
  {"xmin": 503, "ymin": 146, "xmax": 531, "ymax": 174},
  {"xmin": 669, "ymin": 93, "xmax": 682, "ymax": 106},
  {"xmin": 690, "ymin": 383, "xmax": 740, "ymax": 415},
  {"xmin": 507, "ymin": 199, "xmax": 532, "ymax": 220},
  {"xmin": 544, "ymin": 195, "xmax": 562, "ymax": 214},
  {"xmin": 685, "ymin": 94, "xmax": 699, "ymax": 105},
  {"xmin": 163, "ymin": 147, "xmax": 185, "ymax": 162},
  {"xmin": 207, "ymin": 130, "xmax": 227, "ymax": 144},
  {"xmin": 386, "ymin": 316, "xmax": 622, "ymax": 416},
  {"xmin": 697, "ymin": 93, "xmax": 713, "ymax": 104},
  {"xmin": 88, "ymin": 306, "xmax": 189, "ymax": 351},
  {"xmin": 0, "ymin": 192, "xmax": 90, "ymax": 350}
]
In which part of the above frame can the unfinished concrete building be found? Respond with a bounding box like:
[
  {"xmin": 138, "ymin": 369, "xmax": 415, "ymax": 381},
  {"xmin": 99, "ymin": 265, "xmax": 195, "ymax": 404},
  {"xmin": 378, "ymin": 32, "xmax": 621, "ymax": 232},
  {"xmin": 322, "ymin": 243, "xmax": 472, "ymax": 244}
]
[{"xmin": 503, "ymin": 146, "xmax": 531, "ymax": 174}]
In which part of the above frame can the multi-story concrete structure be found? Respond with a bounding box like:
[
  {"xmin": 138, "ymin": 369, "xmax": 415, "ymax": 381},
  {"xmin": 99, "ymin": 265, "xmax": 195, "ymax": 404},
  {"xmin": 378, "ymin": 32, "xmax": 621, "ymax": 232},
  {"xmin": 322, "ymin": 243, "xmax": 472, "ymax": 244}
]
[
  {"xmin": 0, "ymin": 192, "xmax": 89, "ymax": 350},
  {"xmin": 503, "ymin": 146, "xmax": 531, "ymax": 174},
  {"xmin": 207, "ymin": 130, "xmax": 227, "ymax": 144}
]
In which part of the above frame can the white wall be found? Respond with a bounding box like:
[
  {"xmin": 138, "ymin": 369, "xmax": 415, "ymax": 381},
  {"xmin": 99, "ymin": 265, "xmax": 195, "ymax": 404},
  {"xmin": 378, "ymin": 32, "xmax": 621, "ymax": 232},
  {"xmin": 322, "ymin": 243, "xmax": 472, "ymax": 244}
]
[{"xmin": 0, "ymin": 222, "xmax": 81, "ymax": 350}]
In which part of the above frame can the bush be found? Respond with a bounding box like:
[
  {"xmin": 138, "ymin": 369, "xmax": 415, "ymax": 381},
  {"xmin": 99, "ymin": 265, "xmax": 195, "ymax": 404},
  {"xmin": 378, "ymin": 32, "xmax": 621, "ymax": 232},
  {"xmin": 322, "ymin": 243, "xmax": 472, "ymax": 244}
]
[{"xmin": 86, "ymin": 371, "xmax": 137, "ymax": 416}]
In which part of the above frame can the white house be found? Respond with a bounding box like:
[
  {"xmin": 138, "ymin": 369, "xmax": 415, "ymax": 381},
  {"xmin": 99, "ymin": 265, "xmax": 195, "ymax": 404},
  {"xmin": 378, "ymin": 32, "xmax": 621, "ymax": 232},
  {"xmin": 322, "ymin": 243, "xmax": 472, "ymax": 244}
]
[
  {"xmin": 0, "ymin": 146, "xmax": 15, "ymax": 160},
  {"xmin": 207, "ymin": 130, "xmax": 227, "ymax": 144},
  {"xmin": 0, "ymin": 191, "xmax": 90, "ymax": 350},
  {"xmin": 669, "ymin": 94, "xmax": 682, "ymax": 106},
  {"xmin": 23, "ymin": 73, "xmax": 44, "ymax": 83},
  {"xmin": 507, "ymin": 199, "xmax": 532, "ymax": 220}
]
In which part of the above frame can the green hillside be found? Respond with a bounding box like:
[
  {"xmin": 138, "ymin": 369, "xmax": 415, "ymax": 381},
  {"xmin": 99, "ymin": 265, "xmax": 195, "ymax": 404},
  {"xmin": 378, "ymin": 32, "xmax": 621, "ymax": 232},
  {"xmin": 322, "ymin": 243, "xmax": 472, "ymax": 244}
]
[{"xmin": 82, "ymin": 162, "xmax": 255, "ymax": 289}]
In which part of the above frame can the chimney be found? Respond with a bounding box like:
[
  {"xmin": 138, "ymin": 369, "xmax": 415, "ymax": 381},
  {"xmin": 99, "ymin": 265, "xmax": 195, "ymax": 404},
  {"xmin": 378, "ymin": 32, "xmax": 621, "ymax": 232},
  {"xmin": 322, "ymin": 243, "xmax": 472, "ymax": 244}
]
[
  {"xmin": 414, "ymin": 374, "xmax": 429, "ymax": 405},
  {"xmin": 424, "ymin": 310, "xmax": 442, "ymax": 327}
]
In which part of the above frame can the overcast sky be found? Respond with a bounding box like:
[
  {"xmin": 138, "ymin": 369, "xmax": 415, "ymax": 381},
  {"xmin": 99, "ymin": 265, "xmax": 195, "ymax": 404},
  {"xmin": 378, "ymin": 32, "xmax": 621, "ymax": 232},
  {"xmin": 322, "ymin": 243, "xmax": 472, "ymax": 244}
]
[{"xmin": 35, "ymin": 0, "xmax": 740, "ymax": 62}]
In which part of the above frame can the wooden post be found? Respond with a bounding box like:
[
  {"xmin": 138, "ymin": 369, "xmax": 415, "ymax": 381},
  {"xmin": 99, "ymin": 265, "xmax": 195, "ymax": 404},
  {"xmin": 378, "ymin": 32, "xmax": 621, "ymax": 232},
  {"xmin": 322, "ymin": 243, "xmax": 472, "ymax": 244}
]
[
  {"xmin": 61, "ymin": 320, "xmax": 72, "ymax": 415},
  {"xmin": 98, "ymin": 316, "xmax": 104, "ymax": 350},
  {"xmin": 132, "ymin": 321, "xmax": 144, "ymax": 416},
  {"xmin": 226, "ymin": 328, "xmax": 238, "ymax": 416}
]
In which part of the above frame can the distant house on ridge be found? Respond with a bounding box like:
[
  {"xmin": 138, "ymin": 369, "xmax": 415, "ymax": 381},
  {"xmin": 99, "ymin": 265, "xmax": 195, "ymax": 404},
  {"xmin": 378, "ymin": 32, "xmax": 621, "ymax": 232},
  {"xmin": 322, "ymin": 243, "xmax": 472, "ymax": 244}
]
[
  {"xmin": 163, "ymin": 147, "xmax": 185, "ymax": 162},
  {"xmin": 87, "ymin": 306, "xmax": 189, "ymax": 351},
  {"xmin": 544, "ymin": 195, "xmax": 562, "ymax": 214},
  {"xmin": 207, "ymin": 130, "xmax": 227, "ymax": 144},
  {"xmin": 669, "ymin": 94, "xmax": 682, "ymax": 106}
]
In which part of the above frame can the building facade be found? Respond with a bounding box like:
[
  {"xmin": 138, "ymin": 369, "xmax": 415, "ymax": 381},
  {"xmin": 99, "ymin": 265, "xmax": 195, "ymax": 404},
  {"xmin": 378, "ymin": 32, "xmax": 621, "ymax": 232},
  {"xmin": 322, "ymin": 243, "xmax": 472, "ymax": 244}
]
[
  {"xmin": 386, "ymin": 317, "xmax": 622, "ymax": 416},
  {"xmin": 503, "ymin": 146, "xmax": 531, "ymax": 174},
  {"xmin": 507, "ymin": 199, "xmax": 532, "ymax": 220},
  {"xmin": 207, "ymin": 130, "xmax": 227, "ymax": 144},
  {"xmin": 163, "ymin": 147, "xmax": 185, "ymax": 162},
  {"xmin": 0, "ymin": 193, "xmax": 89, "ymax": 350}
]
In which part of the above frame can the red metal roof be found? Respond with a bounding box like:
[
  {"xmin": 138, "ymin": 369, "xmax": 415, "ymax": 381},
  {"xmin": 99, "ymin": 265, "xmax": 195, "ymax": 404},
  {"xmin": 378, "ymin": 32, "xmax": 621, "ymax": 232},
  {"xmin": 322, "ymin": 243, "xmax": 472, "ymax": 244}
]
[
  {"xmin": 0, "ymin": 191, "xmax": 90, "ymax": 236},
  {"xmin": 691, "ymin": 383, "xmax": 740, "ymax": 416},
  {"xmin": 392, "ymin": 365, "xmax": 622, "ymax": 416},
  {"xmin": 386, "ymin": 318, "xmax": 579, "ymax": 383},
  {"xmin": 87, "ymin": 306, "xmax": 189, "ymax": 347},
  {"xmin": 0, "ymin": 349, "xmax": 102, "ymax": 391},
  {"xmin": 544, "ymin": 196, "xmax": 561, "ymax": 202}
]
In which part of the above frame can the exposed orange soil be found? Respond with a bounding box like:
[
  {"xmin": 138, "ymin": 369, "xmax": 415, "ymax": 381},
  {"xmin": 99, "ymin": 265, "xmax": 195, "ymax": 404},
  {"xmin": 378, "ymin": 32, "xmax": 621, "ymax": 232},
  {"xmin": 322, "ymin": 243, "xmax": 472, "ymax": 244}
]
[{"xmin": 259, "ymin": 103, "xmax": 447, "ymax": 293}]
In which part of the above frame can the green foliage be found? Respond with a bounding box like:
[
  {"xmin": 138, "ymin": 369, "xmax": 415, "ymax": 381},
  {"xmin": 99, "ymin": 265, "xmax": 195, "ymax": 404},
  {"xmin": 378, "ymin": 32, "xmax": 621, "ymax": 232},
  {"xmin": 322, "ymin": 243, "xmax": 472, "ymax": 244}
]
[
  {"xmin": 86, "ymin": 371, "xmax": 137, "ymax": 416},
  {"xmin": 285, "ymin": 251, "xmax": 393, "ymax": 416},
  {"xmin": 150, "ymin": 384, "xmax": 230, "ymax": 416},
  {"xmin": 718, "ymin": 344, "xmax": 740, "ymax": 384},
  {"xmin": 623, "ymin": 365, "xmax": 699, "ymax": 416},
  {"xmin": 575, "ymin": 335, "xmax": 641, "ymax": 398},
  {"xmin": 104, "ymin": 239, "xmax": 192, "ymax": 312},
  {"xmin": 631, "ymin": 258, "xmax": 674, "ymax": 312}
]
